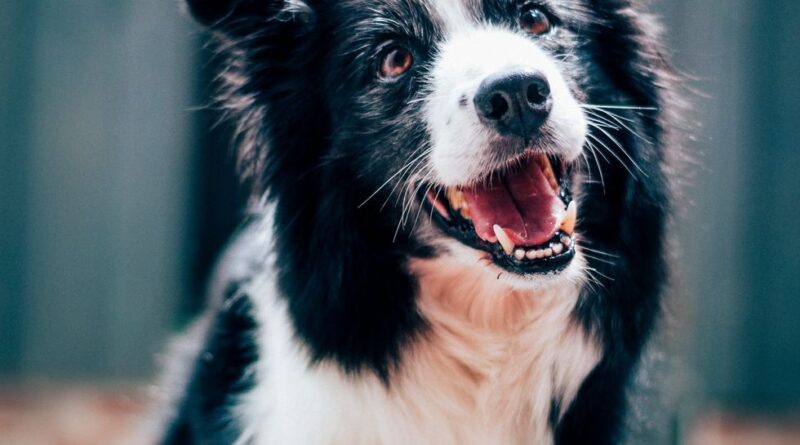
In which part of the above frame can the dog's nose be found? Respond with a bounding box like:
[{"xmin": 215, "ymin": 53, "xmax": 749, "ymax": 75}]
[{"xmin": 474, "ymin": 71, "xmax": 552, "ymax": 138}]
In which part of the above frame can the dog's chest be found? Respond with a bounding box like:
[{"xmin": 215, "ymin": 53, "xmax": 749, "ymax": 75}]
[{"xmin": 237, "ymin": 262, "xmax": 600, "ymax": 445}]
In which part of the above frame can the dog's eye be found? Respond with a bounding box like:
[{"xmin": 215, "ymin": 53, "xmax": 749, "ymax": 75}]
[
  {"xmin": 379, "ymin": 47, "xmax": 413, "ymax": 79},
  {"xmin": 519, "ymin": 7, "xmax": 552, "ymax": 35}
]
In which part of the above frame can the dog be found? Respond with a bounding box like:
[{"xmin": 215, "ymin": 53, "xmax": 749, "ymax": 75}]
[{"xmin": 155, "ymin": 0, "xmax": 677, "ymax": 443}]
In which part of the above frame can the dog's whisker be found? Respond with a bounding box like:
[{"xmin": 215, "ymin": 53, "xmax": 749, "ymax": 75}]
[
  {"xmin": 588, "ymin": 107, "xmax": 654, "ymax": 146},
  {"xmin": 585, "ymin": 115, "xmax": 649, "ymax": 178},
  {"xmin": 580, "ymin": 246, "xmax": 618, "ymax": 258},
  {"xmin": 583, "ymin": 140, "xmax": 607, "ymax": 192},
  {"xmin": 586, "ymin": 132, "xmax": 639, "ymax": 179},
  {"xmin": 581, "ymin": 253, "xmax": 617, "ymax": 266},
  {"xmin": 580, "ymin": 103, "xmax": 657, "ymax": 111},
  {"xmin": 360, "ymin": 146, "xmax": 430, "ymax": 209}
]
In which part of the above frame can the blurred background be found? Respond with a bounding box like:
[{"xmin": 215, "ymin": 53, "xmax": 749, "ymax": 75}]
[{"xmin": 0, "ymin": 0, "xmax": 798, "ymax": 444}]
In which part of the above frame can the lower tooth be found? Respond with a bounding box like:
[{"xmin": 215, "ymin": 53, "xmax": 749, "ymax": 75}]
[
  {"xmin": 543, "ymin": 248, "xmax": 553, "ymax": 257},
  {"xmin": 561, "ymin": 235, "xmax": 571, "ymax": 246},
  {"xmin": 514, "ymin": 249, "xmax": 526, "ymax": 260},
  {"xmin": 552, "ymin": 243, "xmax": 564, "ymax": 254},
  {"xmin": 526, "ymin": 250, "xmax": 537, "ymax": 260}
]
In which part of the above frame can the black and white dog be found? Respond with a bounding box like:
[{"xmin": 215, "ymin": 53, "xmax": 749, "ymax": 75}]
[{"xmin": 157, "ymin": 0, "xmax": 676, "ymax": 443}]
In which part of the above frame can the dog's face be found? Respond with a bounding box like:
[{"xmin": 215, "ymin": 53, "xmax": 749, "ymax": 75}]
[
  {"xmin": 319, "ymin": 1, "xmax": 589, "ymax": 285},
  {"xmin": 187, "ymin": 0, "xmax": 660, "ymax": 289}
]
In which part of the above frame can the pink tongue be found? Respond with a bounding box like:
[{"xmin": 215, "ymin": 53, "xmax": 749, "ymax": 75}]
[{"xmin": 463, "ymin": 160, "xmax": 563, "ymax": 246}]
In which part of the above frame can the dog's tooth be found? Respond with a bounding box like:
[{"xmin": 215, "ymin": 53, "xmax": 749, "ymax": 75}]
[
  {"xmin": 514, "ymin": 249, "xmax": 526, "ymax": 260},
  {"xmin": 526, "ymin": 250, "xmax": 538, "ymax": 260},
  {"xmin": 552, "ymin": 243, "xmax": 564, "ymax": 254},
  {"xmin": 493, "ymin": 225, "xmax": 515, "ymax": 255},
  {"xmin": 544, "ymin": 248, "xmax": 553, "ymax": 257},
  {"xmin": 561, "ymin": 235, "xmax": 571, "ymax": 246},
  {"xmin": 560, "ymin": 201, "xmax": 577, "ymax": 236},
  {"xmin": 447, "ymin": 188, "xmax": 466, "ymax": 210}
]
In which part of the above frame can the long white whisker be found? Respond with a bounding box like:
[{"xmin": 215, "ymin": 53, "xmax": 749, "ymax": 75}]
[
  {"xmin": 360, "ymin": 146, "xmax": 429, "ymax": 209},
  {"xmin": 580, "ymin": 104, "xmax": 657, "ymax": 111},
  {"xmin": 589, "ymin": 107, "xmax": 653, "ymax": 146},
  {"xmin": 580, "ymin": 246, "xmax": 618, "ymax": 258},
  {"xmin": 583, "ymin": 140, "xmax": 607, "ymax": 192},
  {"xmin": 587, "ymin": 117, "xmax": 649, "ymax": 178},
  {"xmin": 586, "ymin": 132, "xmax": 637, "ymax": 179}
]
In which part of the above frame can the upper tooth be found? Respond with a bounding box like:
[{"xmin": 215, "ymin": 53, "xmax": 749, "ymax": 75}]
[
  {"xmin": 447, "ymin": 188, "xmax": 467, "ymax": 210},
  {"xmin": 493, "ymin": 225, "xmax": 515, "ymax": 255},
  {"xmin": 560, "ymin": 201, "xmax": 577, "ymax": 236}
]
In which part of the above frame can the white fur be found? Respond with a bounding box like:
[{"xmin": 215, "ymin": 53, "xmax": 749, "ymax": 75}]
[
  {"xmin": 425, "ymin": 25, "xmax": 587, "ymax": 186},
  {"xmin": 226, "ymin": 209, "xmax": 601, "ymax": 445}
]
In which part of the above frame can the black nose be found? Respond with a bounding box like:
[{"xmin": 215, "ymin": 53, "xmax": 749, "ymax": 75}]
[{"xmin": 473, "ymin": 71, "xmax": 552, "ymax": 138}]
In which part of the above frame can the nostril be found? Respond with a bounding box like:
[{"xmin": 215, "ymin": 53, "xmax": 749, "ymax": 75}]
[
  {"xmin": 526, "ymin": 79, "xmax": 551, "ymax": 106},
  {"xmin": 487, "ymin": 93, "xmax": 510, "ymax": 120}
]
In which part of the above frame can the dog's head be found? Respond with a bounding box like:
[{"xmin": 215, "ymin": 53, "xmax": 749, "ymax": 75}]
[{"xmin": 187, "ymin": 0, "xmax": 671, "ymax": 371}]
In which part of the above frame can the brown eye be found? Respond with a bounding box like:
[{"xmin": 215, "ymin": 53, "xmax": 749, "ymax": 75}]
[
  {"xmin": 379, "ymin": 47, "xmax": 413, "ymax": 79},
  {"xmin": 520, "ymin": 8, "xmax": 552, "ymax": 35}
]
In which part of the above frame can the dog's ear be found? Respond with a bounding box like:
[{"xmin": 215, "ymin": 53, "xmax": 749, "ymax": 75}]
[{"xmin": 184, "ymin": 0, "xmax": 310, "ymax": 28}]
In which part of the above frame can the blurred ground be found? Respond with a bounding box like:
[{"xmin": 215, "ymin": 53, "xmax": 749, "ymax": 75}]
[
  {"xmin": 0, "ymin": 387, "xmax": 146, "ymax": 445},
  {"xmin": 687, "ymin": 412, "xmax": 800, "ymax": 445},
  {"xmin": 2, "ymin": 388, "xmax": 800, "ymax": 445}
]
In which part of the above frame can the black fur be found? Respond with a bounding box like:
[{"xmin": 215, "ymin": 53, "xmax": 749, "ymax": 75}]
[
  {"xmin": 165, "ymin": 0, "xmax": 676, "ymax": 443},
  {"xmin": 163, "ymin": 284, "xmax": 259, "ymax": 444}
]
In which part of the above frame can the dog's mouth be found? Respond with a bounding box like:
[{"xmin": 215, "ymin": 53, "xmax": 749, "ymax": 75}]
[{"xmin": 423, "ymin": 153, "xmax": 576, "ymax": 275}]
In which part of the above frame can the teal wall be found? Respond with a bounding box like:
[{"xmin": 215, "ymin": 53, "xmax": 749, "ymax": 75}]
[
  {"xmin": 655, "ymin": 0, "xmax": 800, "ymax": 410},
  {"xmin": 0, "ymin": 0, "xmax": 195, "ymax": 380}
]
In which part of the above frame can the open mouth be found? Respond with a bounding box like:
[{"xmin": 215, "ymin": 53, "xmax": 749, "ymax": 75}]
[{"xmin": 424, "ymin": 153, "xmax": 576, "ymax": 275}]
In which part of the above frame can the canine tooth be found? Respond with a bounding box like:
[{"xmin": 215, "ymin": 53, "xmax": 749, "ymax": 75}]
[
  {"xmin": 552, "ymin": 243, "xmax": 564, "ymax": 254},
  {"xmin": 514, "ymin": 249, "xmax": 526, "ymax": 260},
  {"xmin": 493, "ymin": 225, "xmax": 515, "ymax": 255},
  {"xmin": 560, "ymin": 201, "xmax": 577, "ymax": 236},
  {"xmin": 526, "ymin": 250, "xmax": 538, "ymax": 260}
]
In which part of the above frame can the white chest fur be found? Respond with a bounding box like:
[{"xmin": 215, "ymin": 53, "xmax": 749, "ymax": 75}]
[{"xmin": 235, "ymin": 255, "xmax": 601, "ymax": 445}]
